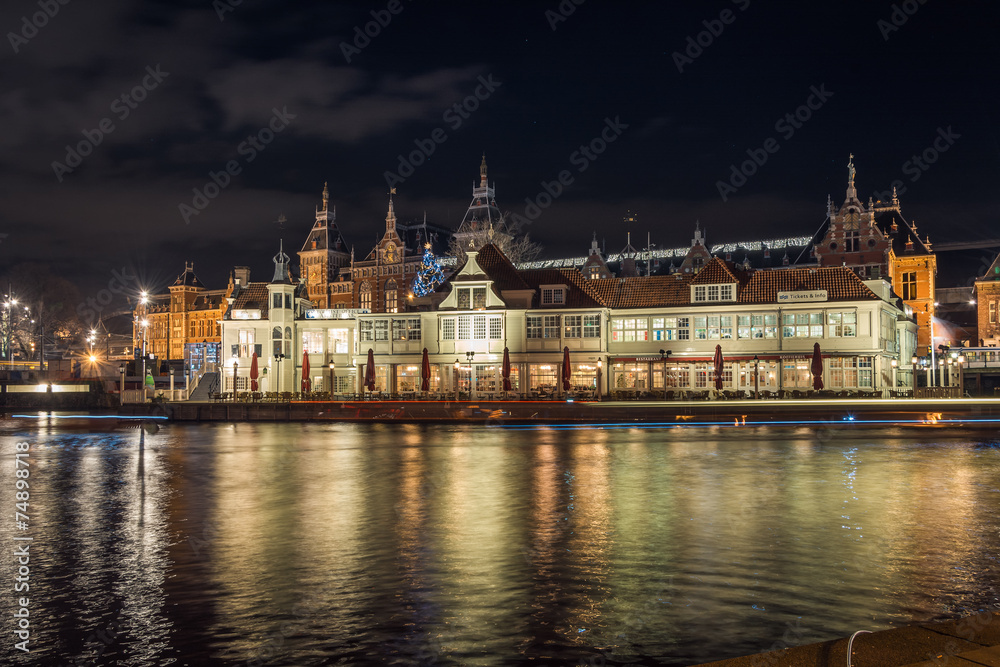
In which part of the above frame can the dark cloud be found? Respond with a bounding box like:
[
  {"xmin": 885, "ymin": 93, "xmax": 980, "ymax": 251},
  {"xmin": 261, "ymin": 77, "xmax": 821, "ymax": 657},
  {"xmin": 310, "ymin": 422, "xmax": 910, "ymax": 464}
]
[{"xmin": 0, "ymin": 0, "xmax": 998, "ymax": 299}]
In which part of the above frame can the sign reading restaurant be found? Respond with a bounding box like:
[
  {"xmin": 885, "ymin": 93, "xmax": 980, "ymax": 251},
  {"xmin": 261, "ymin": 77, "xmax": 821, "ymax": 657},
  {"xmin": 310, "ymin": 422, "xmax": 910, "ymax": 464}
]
[
  {"xmin": 777, "ymin": 290, "xmax": 828, "ymax": 303},
  {"xmin": 305, "ymin": 308, "xmax": 370, "ymax": 319}
]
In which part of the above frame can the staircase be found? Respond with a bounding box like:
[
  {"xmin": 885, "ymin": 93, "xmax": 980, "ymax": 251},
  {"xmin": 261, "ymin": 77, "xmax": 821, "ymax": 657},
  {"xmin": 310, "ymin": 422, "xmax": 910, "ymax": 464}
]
[{"xmin": 187, "ymin": 372, "xmax": 219, "ymax": 402}]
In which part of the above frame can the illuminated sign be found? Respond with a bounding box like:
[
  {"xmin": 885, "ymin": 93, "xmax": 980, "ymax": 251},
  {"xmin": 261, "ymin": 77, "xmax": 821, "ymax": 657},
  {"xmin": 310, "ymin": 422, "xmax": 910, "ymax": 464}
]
[
  {"xmin": 777, "ymin": 290, "xmax": 828, "ymax": 303},
  {"xmin": 305, "ymin": 308, "xmax": 369, "ymax": 319}
]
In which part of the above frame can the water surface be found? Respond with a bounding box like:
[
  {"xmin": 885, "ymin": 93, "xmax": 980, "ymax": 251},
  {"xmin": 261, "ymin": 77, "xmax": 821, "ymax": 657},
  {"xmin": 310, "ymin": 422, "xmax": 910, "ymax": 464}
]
[{"xmin": 2, "ymin": 419, "xmax": 999, "ymax": 665}]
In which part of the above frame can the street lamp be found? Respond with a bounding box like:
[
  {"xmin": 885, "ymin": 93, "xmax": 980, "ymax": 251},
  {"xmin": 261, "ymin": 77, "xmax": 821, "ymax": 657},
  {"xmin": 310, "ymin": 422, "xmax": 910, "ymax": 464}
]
[
  {"xmin": 119, "ymin": 363, "xmax": 126, "ymax": 406},
  {"xmin": 466, "ymin": 351, "xmax": 476, "ymax": 400},
  {"xmin": 233, "ymin": 359, "xmax": 239, "ymax": 400},
  {"xmin": 329, "ymin": 360, "xmax": 335, "ymax": 395},
  {"xmin": 454, "ymin": 359, "xmax": 460, "ymax": 400},
  {"xmin": 890, "ymin": 358, "xmax": 897, "ymax": 394},
  {"xmin": 659, "ymin": 349, "xmax": 672, "ymax": 400},
  {"xmin": 274, "ymin": 352, "xmax": 285, "ymax": 394},
  {"xmin": 957, "ymin": 354, "xmax": 966, "ymax": 397},
  {"xmin": 753, "ymin": 354, "xmax": 760, "ymax": 399},
  {"xmin": 596, "ymin": 359, "xmax": 603, "ymax": 401}
]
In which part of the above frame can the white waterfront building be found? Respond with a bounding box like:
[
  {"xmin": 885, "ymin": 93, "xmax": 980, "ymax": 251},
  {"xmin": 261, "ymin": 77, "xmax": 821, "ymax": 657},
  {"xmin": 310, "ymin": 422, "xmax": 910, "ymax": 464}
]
[{"xmin": 220, "ymin": 242, "xmax": 916, "ymax": 399}]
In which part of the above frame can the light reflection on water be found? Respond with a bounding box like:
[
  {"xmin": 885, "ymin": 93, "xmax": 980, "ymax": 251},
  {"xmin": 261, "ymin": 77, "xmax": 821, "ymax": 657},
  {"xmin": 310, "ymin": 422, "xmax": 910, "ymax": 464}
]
[{"xmin": 1, "ymin": 422, "xmax": 999, "ymax": 665}]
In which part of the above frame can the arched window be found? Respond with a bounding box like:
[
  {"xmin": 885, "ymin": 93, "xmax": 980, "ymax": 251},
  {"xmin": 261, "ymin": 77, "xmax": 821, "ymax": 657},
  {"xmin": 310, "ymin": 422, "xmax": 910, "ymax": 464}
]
[
  {"xmin": 384, "ymin": 279, "xmax": 397, "ymax": 313},
  {"xmin": 272, "ymin": 327, "xmax": 282, "ymax": 357},
  {"xmin": 360, "ymin": 282, "xmax": 372, "ymax": 311}
]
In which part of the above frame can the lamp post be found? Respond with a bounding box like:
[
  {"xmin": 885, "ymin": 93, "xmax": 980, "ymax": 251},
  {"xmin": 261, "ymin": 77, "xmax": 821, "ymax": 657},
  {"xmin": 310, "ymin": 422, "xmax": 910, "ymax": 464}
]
[
  {"xmin": 329, "ymin": 361, "xmax": 335, "ymax": 395},
  {"xmin": 596, "ymin": 359, "xmax": 602, "ymax": 401},
  {"xmin": 3, "ymin": 292, "xmax": 19, "ymax": 363},
  {"xmin": 274, "ymin": 353, "xmax": 284, "ymax": 394},
  {"xmin": 466, "ymin": 351, "xmax": 476, "ymax": 400},
  {"xmin": 119, "ymin": 363, "xmax": 126, "ymax": 406},
  {"xmin": 659, "ymin": 349, "xmax": 672, "ymax": 400},
  {"xmin": 454, "ymin": 359, "xmax": 460, "ymax": 401},
  {"xmin": 753, "ymin": 354, "xmax": 760, "ymax": 399},
  {"xmin": 233, "ymin": 360, "xmax": 239, "ymax": 400},
  {"xmin": 957, "ymin": 354, "xmax": 965, "ymax": 397},
  {"xmin": 890, "ymin": 358, "xmax": 898, "ymax": 394}
]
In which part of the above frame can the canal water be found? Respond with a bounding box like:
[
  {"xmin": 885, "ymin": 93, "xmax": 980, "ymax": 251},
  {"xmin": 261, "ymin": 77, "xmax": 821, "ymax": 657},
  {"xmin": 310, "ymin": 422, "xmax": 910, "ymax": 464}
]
[{"xmin": 2, "ymin": 419, "xmax": 1000, "ymax": 665}]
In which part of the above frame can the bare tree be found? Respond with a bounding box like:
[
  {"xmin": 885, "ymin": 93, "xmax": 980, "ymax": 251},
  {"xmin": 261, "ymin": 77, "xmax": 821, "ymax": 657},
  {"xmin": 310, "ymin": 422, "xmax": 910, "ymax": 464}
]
[{"xmin": 449, "ymin": 213, "xmax": 543, "ymax": 265}]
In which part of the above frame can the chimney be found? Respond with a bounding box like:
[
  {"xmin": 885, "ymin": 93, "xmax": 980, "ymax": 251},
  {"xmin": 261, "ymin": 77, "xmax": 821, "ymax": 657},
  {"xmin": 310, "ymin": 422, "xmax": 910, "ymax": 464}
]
[{"xmin": 233, "ymin": 266, "xmax": 251, "ymax": 286}]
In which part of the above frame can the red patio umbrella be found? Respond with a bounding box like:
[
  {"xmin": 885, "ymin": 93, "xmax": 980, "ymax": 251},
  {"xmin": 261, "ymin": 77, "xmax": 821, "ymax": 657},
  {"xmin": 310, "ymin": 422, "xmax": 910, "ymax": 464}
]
[
  {"xmin": 562, "ymin": 346, "xmax": 572, "ymax": 392},
  {"xmin": 502, "ymin": 346, "xmax": 512, "ymax": 392},
  {"xmin": 301, "ymin": 349, "xmax": 311, "ymax": 392},
  {"xmin": 249, "ymin": 351, "xmax": 259, "ymax": 392},
  {"xmin": 811, "ymin": 342, "xmax": 824, "ymax": 390},
  {"xmin": 420, "ymin": 347, "xmax": 431, "ymax": 393},
  {"xmin": 713, "ymin": 344, "xmax": 724, "ymax": 391},
  {"xmin": 365, "ymin": 348, "xmax": 376, "ymax": 392}
]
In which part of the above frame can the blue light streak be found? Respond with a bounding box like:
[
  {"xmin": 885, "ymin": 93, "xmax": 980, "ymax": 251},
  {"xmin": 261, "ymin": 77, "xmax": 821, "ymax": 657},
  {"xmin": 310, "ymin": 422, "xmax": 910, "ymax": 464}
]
[{"xmin": 11, "ymin": 414, "xmax": 169, "ymax": 420}]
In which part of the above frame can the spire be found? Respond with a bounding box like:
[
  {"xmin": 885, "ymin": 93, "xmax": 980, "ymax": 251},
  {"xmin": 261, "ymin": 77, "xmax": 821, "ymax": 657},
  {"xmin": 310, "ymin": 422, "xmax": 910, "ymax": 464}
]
[
  {"xmin": 322, "ymin": 182, "xmax": 329, "ymax": 212},
  {"xmin": 386, "ymin": 189, "xmax": 397, "ymax": 232},
  {"xmin": 892, "ymin": 185, "xmax": 899, "ymax": 208},
  {"xmin": 846, "ymin": 153, "xmax": 857, "ymax": 200},
  {"xmin": 691, "ymin": 220, "xmax": 705, "ymax": 247},
  {"xmin": 272, "ymin": 239, "xmax": 292, "ymax": 283},
  {"xmin": 480, "ymin": 153, "xmax": 488, "ymax": 187}
]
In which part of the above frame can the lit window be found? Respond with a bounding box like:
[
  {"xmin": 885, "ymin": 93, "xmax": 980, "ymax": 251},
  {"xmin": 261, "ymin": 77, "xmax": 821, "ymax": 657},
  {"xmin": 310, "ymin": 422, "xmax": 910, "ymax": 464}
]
[
  {"xmin": 611, "ymin": 318, "xmax": 649, "ymax": 342},
  {"xmin": 302, "ymin": 331, "xmax": 323, "ymax": 354},
  {"xmin": 526, "ymin": 316, "xmax": 542, "ymax": 339},
  {"xmin": 543, "ymin": 315, "xmax": 561, "ymax": 338},
  {"xmin": 564, "ymin": 315, "xmax": 582, "ymax": 338}
]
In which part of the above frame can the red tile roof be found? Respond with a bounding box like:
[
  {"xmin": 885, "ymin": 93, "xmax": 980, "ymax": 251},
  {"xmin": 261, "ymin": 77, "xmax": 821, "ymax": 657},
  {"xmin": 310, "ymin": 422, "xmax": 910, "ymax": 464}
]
[
  {"xmin": 231, "ymin": 283, "xmax": 271, "ymax": 317},
  {"xmin": 453, "ymin": 243, "xmax": 531, "ymax": 291},
  {"xmin": 586, "ymin": 274, "xmax": 694, "ymax": 308},
  {"xmin": 691, "ymin": 257, "xmax": 739, "ymax": 285},
  {"xmin": 738, "ymin": 266, "xmax": 878, "ymax": 303}
]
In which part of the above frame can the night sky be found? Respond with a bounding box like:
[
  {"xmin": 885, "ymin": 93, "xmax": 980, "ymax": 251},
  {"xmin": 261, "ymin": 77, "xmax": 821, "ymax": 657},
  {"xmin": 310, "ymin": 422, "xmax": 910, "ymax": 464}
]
[{"xmin": 2, "ymin": 0, "xmax": 998, "ymax": 307}]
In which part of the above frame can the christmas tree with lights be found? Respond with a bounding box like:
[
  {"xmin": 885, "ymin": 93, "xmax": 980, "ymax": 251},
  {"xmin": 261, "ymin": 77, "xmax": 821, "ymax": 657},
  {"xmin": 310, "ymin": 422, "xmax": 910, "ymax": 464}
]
[{"xmin": 412, "ymin": 243, "xmax": 445, "ymax": 297}]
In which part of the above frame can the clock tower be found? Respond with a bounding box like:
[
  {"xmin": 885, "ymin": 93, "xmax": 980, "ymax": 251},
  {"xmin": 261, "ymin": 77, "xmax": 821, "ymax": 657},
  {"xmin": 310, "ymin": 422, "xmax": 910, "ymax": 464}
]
[
  {"xmin": 814, "ymin": 155, "xmax": 891, "ymax": 280},
  {"xmin": 297, "ymin": 183, "xmax": 350, "ymax": 308}
]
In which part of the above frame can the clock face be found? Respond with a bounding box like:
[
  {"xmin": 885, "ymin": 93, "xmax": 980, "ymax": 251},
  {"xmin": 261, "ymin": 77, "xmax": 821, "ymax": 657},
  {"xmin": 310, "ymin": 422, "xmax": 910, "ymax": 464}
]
[{"xmin": 385, "ymin": 242, "xmax": 396, "ymax": 262}]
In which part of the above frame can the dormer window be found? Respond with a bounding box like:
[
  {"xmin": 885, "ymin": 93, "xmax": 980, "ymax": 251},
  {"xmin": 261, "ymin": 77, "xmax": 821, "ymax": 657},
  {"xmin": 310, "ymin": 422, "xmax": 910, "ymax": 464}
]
[
  {"xmin": 693, "ymin": 284, "xmax": 735, "ymax": 303},
  {"xmin": 541, "ymin": 286, "xmax": 567, "ymax": 305},
  {"xmin": 455, "ymin": 286, "xmax": 487, "ymax": 309}
]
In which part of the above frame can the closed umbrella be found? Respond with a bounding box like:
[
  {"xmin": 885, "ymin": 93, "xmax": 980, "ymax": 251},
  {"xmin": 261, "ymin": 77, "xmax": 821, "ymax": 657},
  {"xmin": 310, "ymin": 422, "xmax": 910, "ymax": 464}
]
[
  {"xmin": 249, "ymin": 351, "xmax": 259, "ymax": 392},
  {"xmin": 365, "ymin": 348, "xmax": 376, "ymax": 392},
  {"xmin": 301, "ymin": 349, "xmax": 311, "ymax": 392},
  {"xmin": 420, "ymin": 347, "xmax": 431, "ymax": 393},
  {"xmin": 502, "ymin": 347, "xmax": 512, "ymax": 392},
  {"xmin": 811, "ymin": 342, "xmax": 824, "ymax": 390},
  {"xmin": 562, "ymin": 346, "xmax": 572, "ymax": 392},
  {"xmin": 713, "ymin": 344, "xmax": 724, "ymax": 391}
]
